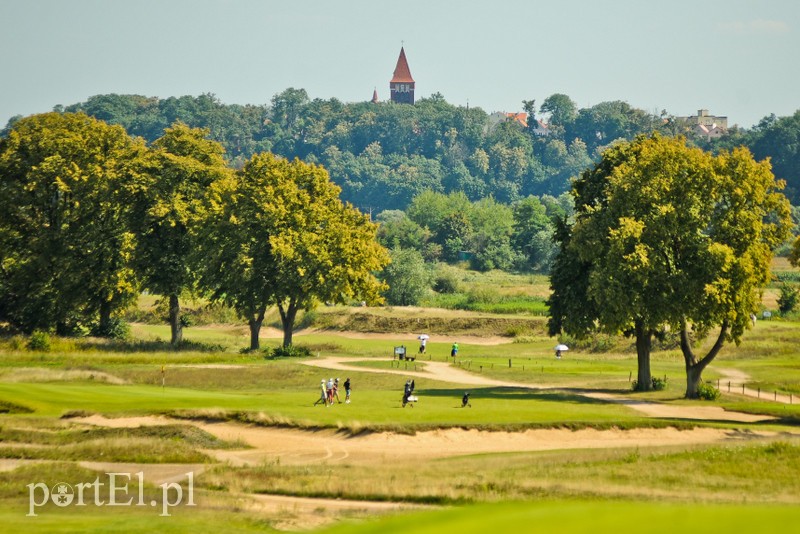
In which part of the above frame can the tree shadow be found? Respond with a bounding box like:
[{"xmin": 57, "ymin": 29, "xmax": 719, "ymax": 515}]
[
  {"xmin": 76, "ymin": 338, "xmax": 226, "ymax": 353},
  {"xmin": 417, "ymin": 386, "xmax": 611, "ymax": 405}
]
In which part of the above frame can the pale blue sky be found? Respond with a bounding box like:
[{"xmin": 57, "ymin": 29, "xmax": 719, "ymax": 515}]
[{"xmin": 1, "ymin": 0, "xmax": 798, "ymax": 129}]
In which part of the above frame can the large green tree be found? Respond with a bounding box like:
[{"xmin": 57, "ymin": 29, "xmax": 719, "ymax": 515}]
[
  {"xmin": 512, "ymin": 196, "xmax": 556, "ymax": 272},
  {"xmin": 548, "ymin": 134, "xmax": 791, "ymax": 395},
  {"xmin": 199, "ymin": 153, "xmax": 389, "ymax": 350},
  {"xmin": 381, "ymin": 248, "xmax": 431, "ymax": 306},
  {"xmin": 135, "ymin": 122, "xmax": 232, "ymax": 345},
  {"xmin": 0, "ymin": 112, "xmax": 144, "ymax": 334}
]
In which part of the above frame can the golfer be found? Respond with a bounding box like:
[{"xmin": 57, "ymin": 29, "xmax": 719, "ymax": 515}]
[{"xmin": 314, "ymin": 379, "xmax": 328, "ymax": 406}]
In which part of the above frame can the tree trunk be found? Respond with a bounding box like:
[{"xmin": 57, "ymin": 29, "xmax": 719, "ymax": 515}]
[
  {"xmin": 248, "ymin": 306, "xmax": 267, "ymax": 351},
  {"xmin": 634, "ymin": 319, "xmax": 652, "ymax": 391},
  {"xmin": 685, "ymin": 364, "xmax": 704, "ymax": 399},
  {"xmin": 169, "ymin": 293, "xmax": 182, "ymax": 345},
  {"xmin": 681, "ymin": 322, "xmax": 728, "ymax": 399},
  {"xmin": 98, "ymin": 300, "xmax": 112, "ymax": 336},
  {"xmin": 278, "ymin": 302, "xmax": 299, "ymax": 348},
  {"xmin": 248, "ymin": 318, "xmax": 262, "ymax": 351}
]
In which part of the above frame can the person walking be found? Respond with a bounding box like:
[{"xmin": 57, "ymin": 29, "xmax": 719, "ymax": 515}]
[
  {"xmin": 402, "ymin": 379, "xmax": 413, "ymax": 408},
  {"xmin": 344, "ymin": 377, "xmax": 351, "ymax": 404},
  {"xmin": 314, "ymin": 379, "xmax": 328, "ymax": 406},
  {"xmin": 326, "ymin": 378, "xmax": 334, "ymax": 405},
  {"xmin": 333, "ymin": 378, "xmax": 341, "ymax": 403},
  {"xmin": 451, "ymin": 342, "xmax": 459, "ymax": 359}
]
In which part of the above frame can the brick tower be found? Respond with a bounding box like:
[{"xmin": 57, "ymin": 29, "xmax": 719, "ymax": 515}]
[{"xmin": 390, "ymin": 47, "xmax": 415, "ymax": 104}]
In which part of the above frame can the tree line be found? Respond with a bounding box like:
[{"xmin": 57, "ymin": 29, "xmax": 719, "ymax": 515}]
[
  {"xmin": 0, "ymin": 113, "xmax": 388, "ymax": 349},
  {"xmin": 5, "ymin": 90, "xmax": 798, "ymax": 211}
]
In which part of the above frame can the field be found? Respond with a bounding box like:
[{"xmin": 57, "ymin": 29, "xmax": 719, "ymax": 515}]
[{"xmin": 2, "ymin": 265, "xmax": 800, "ymax": 532}]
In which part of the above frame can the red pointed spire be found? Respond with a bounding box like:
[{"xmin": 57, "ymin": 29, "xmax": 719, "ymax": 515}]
[{"xmin": 390, "ymin": 47, "xmax": 415, "ymax": 83}]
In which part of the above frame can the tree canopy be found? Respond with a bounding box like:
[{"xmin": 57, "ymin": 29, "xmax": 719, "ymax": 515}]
[
  {"xmin": 134, "ymin": 122, "xmax": 232, "ymax": 344},
  {"xmin": 198, "ymin": 152, "xmax": 390, "ymax": 349},
  {"xmin": 548, "ymin": 134, "xmax": 791, "ymax": 396},
  {"xmin": 0, "ymin": 112, "xmax": 148, "ymax": 334}
]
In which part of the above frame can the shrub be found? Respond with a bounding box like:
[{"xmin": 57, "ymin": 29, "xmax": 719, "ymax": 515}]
[
  {"xmin": 651, "ymin": 376, "xmax": 668, "ymax": 391},
  {"xmin": 697, "ymin": 381, "xmax": 721, "ymax": 400},
  {"xmin": 266, "ymin": 345, "xmax": 313, "ymax": 359},
  {"xmin": 631, "ymin": 376, "xmax": 668, "ymax": 391},
  {"xmin": 777, "ymin": 283, "xmax": 799, "ymax": 315},
  {"xmin": 90, "ymin": 318, "xmax": 131, "ymax": 339},
  {"xmin": 433, "ymin": 270, "xmax": 461, "ymax": 294},
  {"xmin": 27, "ymin": 331, "xmax": 51, "ymax": 352}
]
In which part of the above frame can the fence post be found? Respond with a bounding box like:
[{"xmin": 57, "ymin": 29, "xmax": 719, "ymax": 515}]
[
  {"xmin": 758, "ymin": 387, "xmax": 760, "ymax": 399},
  {"xmin": 774, "ymin": 391, "xmax": 777, "ymax": 402},
  {"xmin": 742, "ymin": 384, "xmax": 745, "ymax": 395},
  {"xmin": 629, "ymin": 371, "xmax": 632, "ymax": 382},
  {"xmin": 728, "ymin": 381, "xmax": 730, "ymax": 393},
  {"xmin": 508, "ymin": 359, "xmax": 511, "ymax": 368},
  {"xmin": 480, "ymin": 366, "xmax": 482, "ymax": 373}
]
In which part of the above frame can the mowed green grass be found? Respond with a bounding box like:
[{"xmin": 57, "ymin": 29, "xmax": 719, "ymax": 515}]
[
  {"xmin": 0, "ymin": 380, "xmax": 647, "ymax": 430},
  {"xmin": 318, "ymin": 500, "xmax": 800, "ymax": 534}
]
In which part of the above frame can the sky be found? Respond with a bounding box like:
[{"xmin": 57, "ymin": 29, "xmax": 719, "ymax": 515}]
[{"xmin": 1, "ymin": 0, "xmax": 799, "ymax": 129}]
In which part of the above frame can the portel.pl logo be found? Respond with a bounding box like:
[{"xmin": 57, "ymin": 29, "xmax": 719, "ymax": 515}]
[{"xmin": 27, "ymin": 472, "xmax": 195, "ymax": 517}]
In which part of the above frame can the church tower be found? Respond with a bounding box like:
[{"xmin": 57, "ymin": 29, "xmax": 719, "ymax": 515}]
[{"xmin": 390, "ymin": 47, "xmax": 415, "ymax": 104}]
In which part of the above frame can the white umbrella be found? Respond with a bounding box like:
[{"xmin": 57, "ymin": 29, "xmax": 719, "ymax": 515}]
[
  {"xmin": 554, "ymin": 344, "xmax": 569, "ymax": 351},
  {"xmin": 418, "ymin": 334, "xmax": 430, "ymax": 340}
]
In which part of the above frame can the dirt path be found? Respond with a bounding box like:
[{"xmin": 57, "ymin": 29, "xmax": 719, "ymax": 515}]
[
  {"xmin": 262, "ymin": 327, "xmax": 511, "ymax": 346},
  {"xmin": 301, "ymin": 356, "xmax": 543, "ymax": 387},
  {"xmin": 715, "ymin": 367, "xmax": 796, "ymax": 404},
  {"xmin": 300, "ymin": 357, "xmax": 777, "ymax": 423}
]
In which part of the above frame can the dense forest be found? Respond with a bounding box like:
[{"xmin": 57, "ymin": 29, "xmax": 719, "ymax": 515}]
[{"xmin": 4, "ymin": 90, "xmax": 799, "ymax": 209}]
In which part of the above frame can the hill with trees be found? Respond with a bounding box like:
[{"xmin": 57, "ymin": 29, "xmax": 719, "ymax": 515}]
[{"xmin": 7, "ymin": 90, "xmax": 796, "ymax": 209}]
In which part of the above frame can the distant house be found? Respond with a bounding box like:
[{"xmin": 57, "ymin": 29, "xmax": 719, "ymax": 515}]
[
  {"xmin": 694, "ymin": 123, "xmax": 727, "ymax": 140},
  {"xmin": 679, "ymin": 109, "xmax": 728, "ymax": 140},
  {"xmin": 487, "ymin": 111, "xmax": 550, "ymax": 135}
]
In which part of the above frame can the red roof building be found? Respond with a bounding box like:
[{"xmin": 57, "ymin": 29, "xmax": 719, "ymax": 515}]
[{"xmin": 390, "ymin": 47, "xmax": 415, "ymax": 104}]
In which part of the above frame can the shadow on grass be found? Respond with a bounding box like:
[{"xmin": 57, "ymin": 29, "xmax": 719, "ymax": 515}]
[
  {"xmin": 77, "ymin": 339, "xmax": 226, "ymax": 353},
  {"xmin": 417, "ymin": 387, "xmax": 611, "ymax": 405}
]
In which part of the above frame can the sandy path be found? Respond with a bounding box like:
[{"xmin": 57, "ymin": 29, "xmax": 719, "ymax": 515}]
[
  {"xmin": 714, "ymin": 367, "xmax": 796, "ymax": 404},
  {"xmin": 301, "ymin": 357, "xmax": 540, "ymax": 387},
  {"xmin": 300, "ymin": 357, "xmax": 777, "ymax": 423}
]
